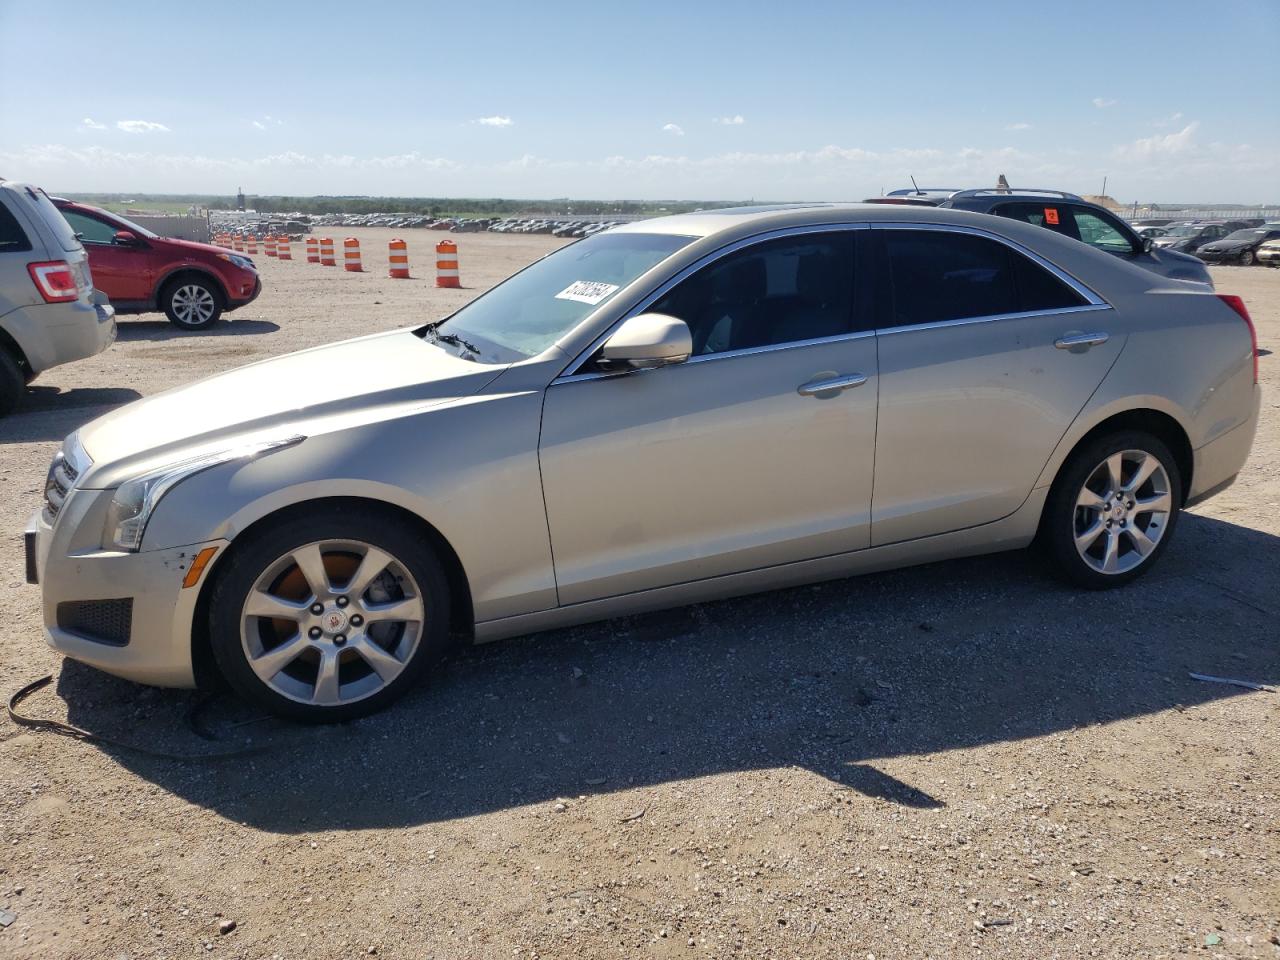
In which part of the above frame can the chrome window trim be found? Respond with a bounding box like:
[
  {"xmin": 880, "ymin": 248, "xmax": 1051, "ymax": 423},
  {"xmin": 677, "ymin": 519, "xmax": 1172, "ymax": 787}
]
[
  {"xmin": 554, "ymin": 329, "xmax": 876, "ymax": 385},
  {"xmin": 870, "ymin": 221, "xmax": 1109, "ymax": 307},
  {"xmin": 554, "ymin": 222, "xmax": 871, "ymax": 382},
  {"xmin": 874, "ymin": 302, "xmax": 1112, "ymax": 337}
]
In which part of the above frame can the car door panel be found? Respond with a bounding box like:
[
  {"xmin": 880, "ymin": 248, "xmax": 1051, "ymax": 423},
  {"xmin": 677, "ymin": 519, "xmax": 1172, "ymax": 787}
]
[
  {"xmin": 872, "ymin": 313, "xmax": 1122, "ymax": 545},
  {"xmin": 540, "ymin": 336, "xmax": 879, "ymax": 605}
]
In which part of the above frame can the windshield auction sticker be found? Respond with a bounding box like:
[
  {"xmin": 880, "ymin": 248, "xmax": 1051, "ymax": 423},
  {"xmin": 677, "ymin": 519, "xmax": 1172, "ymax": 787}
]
[{"xmin": 555, "ymin": 280, "xmax": 620, "ymax": 305}]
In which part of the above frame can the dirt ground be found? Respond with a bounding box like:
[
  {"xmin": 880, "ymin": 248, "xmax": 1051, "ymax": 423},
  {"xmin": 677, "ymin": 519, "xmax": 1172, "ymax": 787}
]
[{"xmin": 1, "ymin": 229, "xmax": 1277, "ymax": 960}]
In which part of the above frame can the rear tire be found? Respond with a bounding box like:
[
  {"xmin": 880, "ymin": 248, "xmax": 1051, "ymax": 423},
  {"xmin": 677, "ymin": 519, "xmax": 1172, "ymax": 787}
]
[
  {"xmin": 208, "ymin": 505, "xmax": 451, "ymax": 722},
  {"xmin": 0, "ymin": 351, "xmax": 25, "ymax": 416},
  {"xmin": 1042, "ymin": 431, "xmax": 1182, "ymax": 589},
  {"xmin": 161, "ymin": 276, "xmax": 224, "ymax": 330}
]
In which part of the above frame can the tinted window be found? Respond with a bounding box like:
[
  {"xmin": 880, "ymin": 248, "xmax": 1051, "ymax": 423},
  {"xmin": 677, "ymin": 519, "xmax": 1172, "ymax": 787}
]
[
  {"xmin": 0, "ymin": 199, "xmax": 32, "ymax": 252},
  {"xmin": 994, "ymin": 202, "xmax": 1081, "ymax": 242},
  {"xmin": 1072, "ymin": 210, "xmax": 1135, "ymax": 254},
  {"xmin": 884, "ymin": 230, "xmax": 1084, "ymax": 327},
  {"xmin": 651, "ymin": 232, "xmax": 855, "ymax": 356},
  {"xmin": 60, "ymin": 209, "xmax": 119, "ymax": 245}
]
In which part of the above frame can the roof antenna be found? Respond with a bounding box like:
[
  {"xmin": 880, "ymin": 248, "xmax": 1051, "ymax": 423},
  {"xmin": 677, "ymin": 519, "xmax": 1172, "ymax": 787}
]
[{"xmin": 909, "ymin": 175, "xmax": 921, "ymax": 196}]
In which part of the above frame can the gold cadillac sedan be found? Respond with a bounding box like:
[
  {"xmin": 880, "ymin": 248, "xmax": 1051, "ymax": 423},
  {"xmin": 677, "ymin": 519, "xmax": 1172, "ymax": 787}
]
[{"xmin": 27, "ymin": 204, "xmax": 1261, "ymax": 720}]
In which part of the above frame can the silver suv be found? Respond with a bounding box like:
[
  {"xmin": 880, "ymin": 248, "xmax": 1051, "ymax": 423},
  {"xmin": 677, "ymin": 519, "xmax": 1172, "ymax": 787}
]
[{"xmin": 0, "ymin": 180, "xmax": 116, "ymax": 414}]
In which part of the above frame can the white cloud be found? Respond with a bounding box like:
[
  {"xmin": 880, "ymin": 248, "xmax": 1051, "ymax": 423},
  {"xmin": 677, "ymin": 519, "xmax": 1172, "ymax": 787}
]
[
  {"xmin": 713, "ymin": 115, "xmax": 745, "ymax": 126},
  {"xmin": 80, "ymin": 118, "xmax": 107, "ymax": 131},
  {"xmin": 1151, "ymin": 111, "xmax": 1183, "ymax": 127},
  {"xmin": 475, "ymin": 115, "xmax": 513, "ymax": 127},
  {"xmin": 251, "ymin": 120, "xmax": 266, "ymax": 130},
  {"xmin": 1005, "ymin": 122, "xmax": 1032, "ymax": 131},
  {"xmin": 116, "ymin": 119, "xmax": 169, "ymax": 134},
  {"xmin": 250, "ymin": 115, "xmax": 283, "ymax": 131},
  {"xmin": 662, "ymin": 123, "xmax": 685, "ymax": 136},
  {"xmin": 1092, "ymin": 97, "xmax": 1117, "ymax": 109},
  {"xmin": 1116, "ymin": 122, "xmax": 1200, "ymax": 160}
]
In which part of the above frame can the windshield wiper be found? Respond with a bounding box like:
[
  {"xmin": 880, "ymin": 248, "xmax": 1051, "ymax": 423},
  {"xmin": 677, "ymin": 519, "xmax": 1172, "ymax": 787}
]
[{"xmin": 430, "ymin": 330, "xmax": 481, "ymax": 357}]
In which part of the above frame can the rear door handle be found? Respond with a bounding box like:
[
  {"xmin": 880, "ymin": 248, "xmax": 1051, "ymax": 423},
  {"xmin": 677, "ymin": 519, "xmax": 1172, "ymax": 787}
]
[
  {"xmin": 1054, "ymin": 331, "xmax": 1110, "ymax": 350},
  {"xmin": 797, "ymin": 373, "xmax": 868, "ymax": 397}
]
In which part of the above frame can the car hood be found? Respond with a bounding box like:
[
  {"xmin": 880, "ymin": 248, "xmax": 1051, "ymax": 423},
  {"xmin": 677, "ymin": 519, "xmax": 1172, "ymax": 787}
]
[
  {"xmin": 157, "ymin": 236, "xmax": 243, "ymax": 259},
  {"xmin": 75, "ymin": 328, "xmax": 505, "ymax": 487}
]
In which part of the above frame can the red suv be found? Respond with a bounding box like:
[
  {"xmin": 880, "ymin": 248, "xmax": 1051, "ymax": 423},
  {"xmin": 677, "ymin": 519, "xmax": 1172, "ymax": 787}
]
[{"xmin": 52, "ymin": 200, "xmax": 260, "ymax": 330}]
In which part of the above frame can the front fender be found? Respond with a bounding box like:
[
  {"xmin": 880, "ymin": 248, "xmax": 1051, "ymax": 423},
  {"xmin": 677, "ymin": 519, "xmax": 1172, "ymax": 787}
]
[{"xmin": 141, "ymin": 392, "xmax": 558, "ymax": 623}]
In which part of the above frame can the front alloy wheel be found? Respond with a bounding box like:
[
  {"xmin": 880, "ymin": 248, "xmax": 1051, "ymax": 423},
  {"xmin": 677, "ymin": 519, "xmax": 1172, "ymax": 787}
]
[
  {"xmin": 241, "ymin": 540, "xmax": 425, "ymax": 707},
  {"xmin": 163, "ymin": 278, "xmax": 223, "ymax": 330},
  {"xmin": 209, "ymin": 508, "xmax": 450, "ymax": 720}
]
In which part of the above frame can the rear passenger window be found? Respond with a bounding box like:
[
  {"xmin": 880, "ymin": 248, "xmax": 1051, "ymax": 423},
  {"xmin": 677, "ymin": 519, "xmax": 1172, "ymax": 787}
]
[
  {"xmin": 883, "ymin": 230, "xmax": 1085, "ymax": 327},
  {"xmin": 0, "ymin": 201, "xmax": 32, "ymax": 252},
  {"xmin": 650, "ymin": 232, "xmax": 855, "ymax": 356}
]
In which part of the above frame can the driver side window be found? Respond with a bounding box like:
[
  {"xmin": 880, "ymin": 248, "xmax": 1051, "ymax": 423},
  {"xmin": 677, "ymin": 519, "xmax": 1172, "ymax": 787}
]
[
  {"xmin": 60, "ymin": 210, "xmax": 119, "ymax": 245},
  {"xmin": 649, "ymin": 232, "xmax": 856, "ymax": 357}
]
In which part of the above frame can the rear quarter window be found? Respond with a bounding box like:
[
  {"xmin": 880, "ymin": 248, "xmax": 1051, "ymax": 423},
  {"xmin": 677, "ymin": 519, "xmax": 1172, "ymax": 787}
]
[
  {"xmin": 0, "ymin": 197, "xmax": 33, "ymax": 253},
  {"xmin": 18, "ymin": 187, "xmax": 82, "ymax": 253}
]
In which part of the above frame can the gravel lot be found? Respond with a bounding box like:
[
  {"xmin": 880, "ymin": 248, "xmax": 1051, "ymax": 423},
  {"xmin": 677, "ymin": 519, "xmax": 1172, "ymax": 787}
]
[{"xmin": 1, "ymin": 229, "xmax": 1276, "ymax": 959}]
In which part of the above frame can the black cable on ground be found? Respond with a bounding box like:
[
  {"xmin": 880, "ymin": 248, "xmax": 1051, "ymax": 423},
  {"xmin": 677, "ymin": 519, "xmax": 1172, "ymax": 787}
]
[{"xmin": 7, "ymin": 675, "xmax": 269, "ymax": 760}]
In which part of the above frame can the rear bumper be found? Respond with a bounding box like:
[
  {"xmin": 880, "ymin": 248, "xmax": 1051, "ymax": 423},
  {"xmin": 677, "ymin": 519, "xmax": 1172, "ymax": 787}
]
[
  {"xmin": 1187, "ymin": 388, "xmax": 1261, "ymax": 506},
  {"xmin": 0, "ymin": 300, "xmax": 115, "ymax": 375}
]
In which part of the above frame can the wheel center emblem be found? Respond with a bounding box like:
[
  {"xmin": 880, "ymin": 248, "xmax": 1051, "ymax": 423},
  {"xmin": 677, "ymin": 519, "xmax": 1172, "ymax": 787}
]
[{"xmin": 323, "ymin": 610, "xmax": 348, "ymax": 634}]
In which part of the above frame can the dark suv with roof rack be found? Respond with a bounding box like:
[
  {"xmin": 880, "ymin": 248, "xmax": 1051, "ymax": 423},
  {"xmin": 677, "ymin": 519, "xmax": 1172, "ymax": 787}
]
[{"xmin": 939, "ymin": 189, "xmax": 1212, "ymax": 286}]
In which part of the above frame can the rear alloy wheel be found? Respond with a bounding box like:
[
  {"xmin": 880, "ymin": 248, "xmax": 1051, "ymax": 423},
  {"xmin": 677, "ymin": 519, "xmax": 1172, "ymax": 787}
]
[
  {"xmin": 1043, "ymin": 432, "xmax": 1182, "ymax": 588},
  {"xmin": 209, "ymin": 509, "xmax": 450, "ymax": 720},
  {"xmin": 162, "ymin": 277, "xmax": 223, "ymax": 330},
  {"xmin": 1238, "ymin": 249, "xmax": 1255, "ymax": 266}
]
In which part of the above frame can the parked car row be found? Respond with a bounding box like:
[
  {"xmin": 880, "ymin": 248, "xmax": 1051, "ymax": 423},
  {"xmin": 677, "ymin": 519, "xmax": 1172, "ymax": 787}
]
[{"xmin": 1158, "ymin": 222, "xmax": 1280, "ymax": 265}]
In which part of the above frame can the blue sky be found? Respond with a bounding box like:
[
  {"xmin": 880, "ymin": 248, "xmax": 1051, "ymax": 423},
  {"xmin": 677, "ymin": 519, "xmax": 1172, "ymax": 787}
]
[{"xmin": 2, "ymin": 0, "xmax": 1277, "ymax": 201}]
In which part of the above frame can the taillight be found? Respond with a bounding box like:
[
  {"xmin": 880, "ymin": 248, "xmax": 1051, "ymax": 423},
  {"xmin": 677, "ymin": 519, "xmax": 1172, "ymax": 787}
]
[
  {"xmin": 1216, "ymin": 294, "xmax": 1259, "ymax": 385},
  {"xmin": 27, "ymin": 261, "xmax": 78, "ymax": 303}
]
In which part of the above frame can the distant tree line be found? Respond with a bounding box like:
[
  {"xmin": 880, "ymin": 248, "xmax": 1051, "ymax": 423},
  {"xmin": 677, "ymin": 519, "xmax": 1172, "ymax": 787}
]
[{"xmin": 64, "ymin": 193, "xmax": 752, "ymax": 218}]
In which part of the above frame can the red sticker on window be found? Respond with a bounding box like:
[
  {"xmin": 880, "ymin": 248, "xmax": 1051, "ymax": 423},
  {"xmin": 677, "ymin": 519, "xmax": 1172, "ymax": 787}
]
[{"xmin": 1044, "ymin": 207, "xmax": 1060, "ymax": 225}]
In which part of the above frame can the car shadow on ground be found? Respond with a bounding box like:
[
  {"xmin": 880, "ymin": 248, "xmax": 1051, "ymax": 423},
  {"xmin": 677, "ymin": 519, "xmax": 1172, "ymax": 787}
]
[
  {"xmin": 114, "ymin": 318, "xmax": 280, "ymax": 341},
  {"xmin": 0, "ymin": 387, "xmax": 144, "ymax": 443},
  {"xmin": 49, "ymin": 512, "xmax": 1279, "ymax": 832}
]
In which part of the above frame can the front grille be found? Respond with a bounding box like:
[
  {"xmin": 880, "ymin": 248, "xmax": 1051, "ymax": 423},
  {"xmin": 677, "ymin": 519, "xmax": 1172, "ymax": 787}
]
[
  {"xmin": 43, "ymin": 451, "xmax": 81, "ymax": 523},
  {"xmin": 56, "ymin": 599, "xmax": 133, "ymax": 647}
]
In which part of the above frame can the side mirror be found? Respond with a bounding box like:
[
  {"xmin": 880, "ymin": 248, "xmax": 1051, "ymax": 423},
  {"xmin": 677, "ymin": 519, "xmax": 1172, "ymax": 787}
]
[
  {"xmin": 1142, "ymin": 237, "xmax": 1154, "ymax": 254},
  {"xmin": 600, "ymin": 313, "xmax": 692, "ymax": 370},
  {"xmin": 113, "ymin": 230, "xmax": 140, "ymax": 246}
]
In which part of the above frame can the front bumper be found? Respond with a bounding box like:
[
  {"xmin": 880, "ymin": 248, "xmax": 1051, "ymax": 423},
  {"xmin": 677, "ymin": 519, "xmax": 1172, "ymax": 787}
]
[
  {"xmin": 28, "ymin": 493, "xmax": 226, "ymax": 688},
  {"xmin": 1196, "ymin": 249, "xmax": 1246, "ymax": 263},
  {"xmin": 227, "ymin": 275, "xmax": 262, "ymax": 311}
]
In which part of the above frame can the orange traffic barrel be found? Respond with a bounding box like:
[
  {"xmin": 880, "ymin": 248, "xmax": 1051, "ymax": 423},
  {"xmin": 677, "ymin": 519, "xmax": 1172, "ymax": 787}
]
[
  {"xmin": 264, "ymin": 236, "xmax": 277, "ymax": 257},
  {"xmin": 306, "ymin": 237, "xmax": 319, "ymax": 263},
  {"xmin": 319, "ymin": 237, "xmax": 336, "ymax": 266},
  {"xmin": 245, "ymin": 236, "xmax": 258, "ymax": 254},
  {"xmin": 277, "ymin": 236, "xmax": 292, "ymax": 260},
  {"xmin": 231, "ymin": 236, "xmax": 242, "ymax": 252},
  {"xmin": 388, "ymin": 238, "xmax": 410, "ymax": 279},
  {"xmin": 343, "ymin": 237, "xmax": 363, "ymax": 272},
  {"xmin": 435, "ymin": 239, "xmax": 460, "ymax": 288}
]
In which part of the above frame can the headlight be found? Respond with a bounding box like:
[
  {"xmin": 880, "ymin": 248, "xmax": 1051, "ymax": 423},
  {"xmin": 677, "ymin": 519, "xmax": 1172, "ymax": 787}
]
[
  {"xmin": 103, "ymin": 436, "xmax": 302, "ymax": 551},
  {"xmin": 217, "ymin": 253, "xmax": 256, "ymax": 271}
]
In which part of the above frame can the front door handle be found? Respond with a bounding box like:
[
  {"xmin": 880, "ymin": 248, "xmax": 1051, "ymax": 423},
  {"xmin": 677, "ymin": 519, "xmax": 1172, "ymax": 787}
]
[
  {"xmin": 1054, "ymin": 331, "xmax": 1110, "ymax": 350},
  {"xmin": 797, "ymin": 373, "xmax": 868, "ymax": 397}
]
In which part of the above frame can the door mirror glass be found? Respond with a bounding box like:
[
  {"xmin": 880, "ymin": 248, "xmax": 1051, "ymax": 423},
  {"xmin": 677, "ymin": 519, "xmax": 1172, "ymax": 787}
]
[
  {"xmin": 600, "ymin": 313, "xmax": 692, "ymax": 370},
  {"xmin": 1143, "ymin": 237, "xmax": 1154, "ymax": 254},
  {"xmin": 113, "ymin": 230, "xmax": 140, "ymax": 246}
]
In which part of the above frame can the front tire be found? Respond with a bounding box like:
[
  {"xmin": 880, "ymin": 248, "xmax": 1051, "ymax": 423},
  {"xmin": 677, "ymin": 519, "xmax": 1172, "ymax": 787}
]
[
  {"xmin": 208, "ymin": 506, "xmax": 451, "ymax": 721},
  {"xmin": 1238, "ymin": 249, "xmax": 1255, "ymax": 266},
  {"xmin": 1042, "ymin": 431, "xmax": 1182, "ymax": 589},
  {"xmin": 162, "ymin": 276, "xmax": 224, "ymax": 330}
]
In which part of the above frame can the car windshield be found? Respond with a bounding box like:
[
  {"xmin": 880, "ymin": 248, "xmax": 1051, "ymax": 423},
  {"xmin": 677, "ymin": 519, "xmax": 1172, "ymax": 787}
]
[
  {"xmin": 1163, "ymin": 225, "xmax": 1202, "ymax": 237},
  {"xmin": 1222, "ymin": 229, "xmax": 1265, "ymax": 243},
  {"xmin": 426, "ymin": 231, "xmax": 696, "ymax": 362}
]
